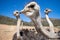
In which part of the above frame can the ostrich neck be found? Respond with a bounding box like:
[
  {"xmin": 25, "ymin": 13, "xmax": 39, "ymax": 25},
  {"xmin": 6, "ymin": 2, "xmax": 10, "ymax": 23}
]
[
  {"xmin": 45, "ymin": 14, "xmax": 55, "ymax": 34},
  {"xmin": 45, "ymin": 14, "xmax": 54, "ymax": 27},
  {"xmin": 31, "ymin": 14, "xmax": 57, "ymax": 38},
  {"xmin": 31, "ymin": 15, "xmax": 51, "ymax": 38},
  {"xmin": 17, "ymin": 17, "xmax": 23, "ymax": 40},
  {"xmin": 16, "ymin": 17, "xmax": 21, "ymax": 37}
]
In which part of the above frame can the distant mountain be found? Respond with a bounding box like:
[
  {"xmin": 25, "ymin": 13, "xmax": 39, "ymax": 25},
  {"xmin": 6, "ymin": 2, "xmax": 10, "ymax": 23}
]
[
  {"xmin": 41, "ymin": 18, "xmax": 60, "ymax": 26},
  {"xmin": 0, "ymin": 15, "xmax": 17, "ymax": 25},
  {"xmin": 0, "ymin": 15, "xmax": 60, "ymax": 26}
]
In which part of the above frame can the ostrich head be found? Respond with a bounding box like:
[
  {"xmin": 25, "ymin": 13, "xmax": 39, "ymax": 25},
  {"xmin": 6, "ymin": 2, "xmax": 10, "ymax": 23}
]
[
  {"xmin": 44, "ymin": 8, "xmax": 52, "ymax": 15},
  {"xmin": 20, "ymin": 2, "xmax": 40, "ymax": 19},
  {"xmin": 14, "ymin": 10, "xmax": 20, "ymax": 17}
]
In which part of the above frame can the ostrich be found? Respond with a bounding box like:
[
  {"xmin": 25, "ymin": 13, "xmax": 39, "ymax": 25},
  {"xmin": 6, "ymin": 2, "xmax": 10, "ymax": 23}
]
[
  {"xmin": 19, "ymin": 2, "xmax": 59, "ymax": 38},
  {"xmin": 14, "ymin": 10, "xmax": 23, "ymax": 40},
  {"xmin": 44, "ymin": 8, "xmax": 55, "ymax": 36}
]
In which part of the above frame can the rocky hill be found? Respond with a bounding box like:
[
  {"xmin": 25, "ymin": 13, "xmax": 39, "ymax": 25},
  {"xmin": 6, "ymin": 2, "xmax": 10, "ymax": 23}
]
[{"xmin": 0, "ymin": 15, "xmax": 60, "ymax": 26}]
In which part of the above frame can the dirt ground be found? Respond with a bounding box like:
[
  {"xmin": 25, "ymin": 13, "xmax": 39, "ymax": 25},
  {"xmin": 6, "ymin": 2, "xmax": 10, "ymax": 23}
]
[
  {"xmin": 0, "ymin": 24, "xmax": 16, "ymax": 40},
  {"xmin": 0, "ymin": 24, "xmax": 35, "ymax": 40},
  {"xmin": 0, "ymin": 24, "xmax": 60, "ymax": 40}
]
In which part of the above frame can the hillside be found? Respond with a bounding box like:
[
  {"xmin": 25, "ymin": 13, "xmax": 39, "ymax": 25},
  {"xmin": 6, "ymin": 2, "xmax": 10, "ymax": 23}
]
[
  {"xmin": 42, "ymin": 18, "xmax": 60, "ymax": 26},
  {"xmin": 0, "ymin": 15, "xmax": 17, "ymax": 25},
  {"xmin": 0, "ymin": 15, "xmax": 60, "ymax": 26}
]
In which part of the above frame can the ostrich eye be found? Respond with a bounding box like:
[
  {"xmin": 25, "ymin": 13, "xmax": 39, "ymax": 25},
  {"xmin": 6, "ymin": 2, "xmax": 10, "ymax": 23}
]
[
  {"xmin": 46, "ymin": 10, "xmax": 48, "ymax": 11},
  {"xmin": 16, "ymin": 12, "xmax": 19, "ymax": 13},
  {"xmin": 28, "ymin": 5, "xmax": 35, "ymax": 8}
]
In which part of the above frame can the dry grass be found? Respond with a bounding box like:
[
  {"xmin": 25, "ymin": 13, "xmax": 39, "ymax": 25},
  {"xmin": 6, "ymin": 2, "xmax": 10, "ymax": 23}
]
[{"xmin": 0, "ymin": 24, "xmax": 60, "ymax": 40}]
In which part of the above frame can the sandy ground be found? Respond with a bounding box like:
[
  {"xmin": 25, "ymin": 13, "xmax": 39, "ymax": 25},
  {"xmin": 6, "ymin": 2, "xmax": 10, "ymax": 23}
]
[
  {"xmin": 0, "ymin": 24, "xmax": 35, "ymax": 40},
  {"xmin": 0, "ymin": 24, "xmax": 16, "ymax": 40},
  {"xmin": 0, "ymin": 24, "xmax": 60, "ymax": 40}
]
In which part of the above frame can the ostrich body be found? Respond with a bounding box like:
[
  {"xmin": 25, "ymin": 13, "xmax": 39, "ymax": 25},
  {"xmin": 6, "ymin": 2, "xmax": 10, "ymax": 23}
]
[{"xmin": 20, "ymin": 2, "xmax": 59, "ymax": 38}]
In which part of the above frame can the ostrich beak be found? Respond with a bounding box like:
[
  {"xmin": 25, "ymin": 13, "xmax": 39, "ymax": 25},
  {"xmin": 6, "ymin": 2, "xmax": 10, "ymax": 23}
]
[
  {"xmin": 20, "ymin": 9, "xmax": 31, "ymax": 14},
  {"xmin": 20, "ymin": 9, "xmax": 26, "ymax": 13}
]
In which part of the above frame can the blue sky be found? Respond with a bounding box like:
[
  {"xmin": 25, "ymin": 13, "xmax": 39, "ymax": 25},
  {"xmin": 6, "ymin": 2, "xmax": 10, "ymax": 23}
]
[{"xmin": 0, "ymin": 0, "xmax": 60, "ymax": 22}]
